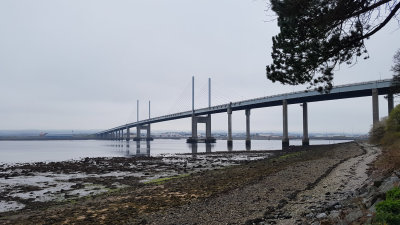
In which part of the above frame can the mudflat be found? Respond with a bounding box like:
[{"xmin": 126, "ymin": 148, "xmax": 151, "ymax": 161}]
[{"xmin": 0, "ymin": 142, "xmax": 367, "ymax": 224}]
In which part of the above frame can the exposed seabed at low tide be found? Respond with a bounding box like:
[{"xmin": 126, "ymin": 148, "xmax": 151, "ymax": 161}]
[{"xmin": 0, "ymin": 150, "xmax": 275, "ymax": 213}]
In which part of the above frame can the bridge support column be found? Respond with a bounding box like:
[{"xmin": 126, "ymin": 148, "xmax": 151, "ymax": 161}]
[
  {"xmin": 126, "ymin": 127, "xmax": 130, "ymax": 141},
  {"xmin": 135, "ymin": 126, "xmax": 141, "ymax": 141},
  {"xmin": 134, "ymin": 125, "xmax": 153, "ymax": 141},
  {"xmin": 205, "ymin": 115, "xmax": 212, "ymax": 142},
  {"xmin": 372, "ymin": 89, "xmax": 379, "ymax": 125},
  {"xmin": 245, "ymin": 109, "xmax": 251, "ymax": 149},
  {"xmin": 302, "ymin": 102, "xmax": 309, "ymax": 146},
  {"xmin": 187, "ymin": 114, "xmax": 215, "ymax": 143},
  {"xmin": 146, "ymin": 124, "xmax": 153, "ymax": 141},
  {"xmin": 388, "ymin": 93, "xmax": 394, "ymax": 114},
  {"xmin": 227, "ymin": 105, "xmax": 233, "ymax": 148},
  {"xmin": 188, "ymin": 115, "xmax": 198, "ymax": 142},
  {"xmin": 282, "ymin": 99, "xmax": 289, "ymax": 149}
]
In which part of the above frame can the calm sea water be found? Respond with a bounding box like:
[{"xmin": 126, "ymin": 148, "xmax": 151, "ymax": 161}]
[{"xmin": 0, "ymin": 139, "xmax": 350, "ymax": 164}]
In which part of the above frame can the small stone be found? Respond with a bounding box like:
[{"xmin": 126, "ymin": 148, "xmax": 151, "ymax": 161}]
[
  {"xmin": 345, "ymin": 208, "xmax": 363, "ymax": 222},
  {"xmin": 329, "ymin": 210, "xmax": 340, "ymax": 219},
  {"xmin": 306, "ymin": 213, "xmax": 314, "ymax": 219},
  {"xmin": 316, "ymin": 213, "xmax": 327, "ymax": 219}
]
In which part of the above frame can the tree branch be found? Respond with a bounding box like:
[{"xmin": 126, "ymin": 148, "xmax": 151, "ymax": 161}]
[{"xmin": 360, "ymin": 1, "xmax": 400, "ymax": 39}]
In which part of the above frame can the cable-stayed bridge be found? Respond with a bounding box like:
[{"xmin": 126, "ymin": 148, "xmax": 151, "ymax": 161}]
[{"xmin": 95, "ymin": 78, "xmax": 396, "ymax": 149}]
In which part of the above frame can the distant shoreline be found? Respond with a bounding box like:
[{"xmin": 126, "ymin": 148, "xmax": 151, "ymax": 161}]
[{"xmin": 0, "ymin": 136, "xmax": 362, "ymax": 141}]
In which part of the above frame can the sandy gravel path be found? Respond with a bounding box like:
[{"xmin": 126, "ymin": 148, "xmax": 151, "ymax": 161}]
[{"xmin": 270, "ymin": 142, "xmax": 380, "ymax": 224}]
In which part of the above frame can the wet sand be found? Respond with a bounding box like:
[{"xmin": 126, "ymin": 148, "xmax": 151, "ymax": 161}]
[{"xmin": 0, "ymin": 142, "xmax": 369, "ymax": 224}]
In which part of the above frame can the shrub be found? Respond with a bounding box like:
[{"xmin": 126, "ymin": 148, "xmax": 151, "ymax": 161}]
[
  {"xmin": 369, "ymin": 118, "xmax": 387, "ymax": 144},
  {"xmin": 376, "ymin": 187, "xmax": 400, "ymax": 225},
  {"xmin": 386, "ymin": 105, "xmax": 400, "ymax": 133}
]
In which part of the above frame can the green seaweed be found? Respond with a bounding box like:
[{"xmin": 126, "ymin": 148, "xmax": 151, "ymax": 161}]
[{"xmin": 144, "ymin": 174, "xmax": 190, "ymax": 185}]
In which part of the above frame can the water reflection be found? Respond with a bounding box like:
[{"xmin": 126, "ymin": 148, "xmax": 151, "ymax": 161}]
[
  {"xmin": 189, "ymin": 143, "xmax": 197, "ymax": 158},
  {"xmin": 0, "ymin": 139, "xmax": 352, "ymax": 164},
  {"xmin": 246, "ymin": 142, "xmax": 251, "ymax": 151},
  {"xmin": 188, "ymin": 143, "xmax": 215, "ymax": 156},
  {"xmin": 134, "ymin": 141, "xmax": 151, "ymax": 157},
  {"xmin": 206, "ymin": 143, "xmax": 213, "ymax": 153},
  {"xmin": 111, "ymin": 139, "xmax": 352, "ymax": 159}
]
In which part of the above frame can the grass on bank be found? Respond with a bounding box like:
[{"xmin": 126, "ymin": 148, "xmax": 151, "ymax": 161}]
[{"xmin": 370, "ymin": 104, "xmax": 400, "ymax": 175}]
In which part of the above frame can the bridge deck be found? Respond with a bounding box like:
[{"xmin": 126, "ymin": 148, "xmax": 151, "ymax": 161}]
[{"xmin": 97, "ymin": 79, "xmax": 393, "ymax": 135}]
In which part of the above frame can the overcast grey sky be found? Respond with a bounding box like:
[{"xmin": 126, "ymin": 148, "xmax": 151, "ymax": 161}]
[{"xmin": 0, "ymin": 0, "xmax": 399, "ymax": 134}]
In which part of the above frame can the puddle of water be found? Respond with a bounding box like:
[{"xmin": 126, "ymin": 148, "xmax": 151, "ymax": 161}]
[{"xmin": 0, "ymin": 201, "xmax": 25, "ymax": 213}]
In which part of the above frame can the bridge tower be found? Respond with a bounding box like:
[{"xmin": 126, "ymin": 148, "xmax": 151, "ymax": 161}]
[
  {"xmin": 133, "ymin": 100, "xmax": 153, "ymax": 141},
  {"xmin": 187, "ymin": 76, "xmax": 216, "ymax": 143}
]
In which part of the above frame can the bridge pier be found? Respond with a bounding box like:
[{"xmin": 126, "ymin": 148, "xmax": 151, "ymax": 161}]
[
  {"xmin": 282, "ymin": 99, "xmax": 289, "ymax": 149},
  {"xmin": 372, "ymin": 89, "xmax": 379, "ymax": 125},
  {"xmin": 388, "ymin": 93, "xmax": 394, "ymax": 114},
  {"xmin": 187, "ymin": 114, "xmax": 215, "ymax": 143},
  {"xmin": 126, "ymin": 127, "xmax": 130, "ymax": 141},
  {"xmin": 302, "ymin": 102, "xmax": 309, "ymax": 146},
  {"xmin": 245, "ymin": 109, "xmax": 251, "ymax": 149},
  {"xmin": 134, "ymin": 125, "xmax": 153, "ymax": 141},
  {"xmin": 227, "ymin": 105, "xmax": 233, "ymax": 148}
]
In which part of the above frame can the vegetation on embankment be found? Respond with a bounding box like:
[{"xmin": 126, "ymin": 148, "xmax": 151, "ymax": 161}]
[
  {"xmin": 370, "ymin": 104, "xmax": 400, "ymax": 175},
  {"xmin": 369, "ymin": 104, "xmax": 400, "ymax": 225},
  {"xmin": 375, "ymin": 187, "xmax": 400, "ymax": 225}
]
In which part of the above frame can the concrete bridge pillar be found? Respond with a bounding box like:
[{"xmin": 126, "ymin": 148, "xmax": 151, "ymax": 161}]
[
  {"xmin": 126, "ymin": 127, "xmax": 130, "ymax": 141},
  {"xmin": 146, "ymin": 125, "xmax": 153, "ymax": 141},
  {"xmin": 227, "ymin": 105, "xmax": 233, "ymax": 148},
  {"xmin": 245, "ymin": 109, "xmax": 251, "ymax": 149},
  {"xmin": 388, "ymin": 93, "xmax": 394, "ymax": 114},
  {"xmin": 206, "ymin": 115, "xmax": 212, "ymax": 141},
  {"xmin": 190, "ymin": 115, "xmax": 198, "ymax": 142},
  {"xmin": 187, "ymin": 114, "xmax": 215, "ymax": 143},
  {"xmin": 134, "ymin": 125, "xmax": 153, "ymax": 141},
  {"xmin": 302, "ymin": 102, "xmax": 309, "ymax": 146},
  {"xmin": 135, "ymin": 126, "xmax": 141, "ymax": 141},
  {"xmin": 282, "ymin": 99, "xmax": 289, "ymax": 149},
  {"xmin": 372, "ymin": 89, "xmax": 379, "ymax": 125}
]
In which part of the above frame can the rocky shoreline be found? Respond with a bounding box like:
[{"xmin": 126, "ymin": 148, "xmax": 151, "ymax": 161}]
[
  {"xmin": 0, "ymin": 141, "xmax": 394, "ymax": 224},
  {"xmin": 0, "ymin": 151, "xmax": 274, "ymax": 214}
]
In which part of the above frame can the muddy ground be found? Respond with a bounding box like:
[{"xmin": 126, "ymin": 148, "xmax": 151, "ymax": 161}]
[{"xmin": 0, "ymin": 142, "xmax": 367, "ymax": 224}]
